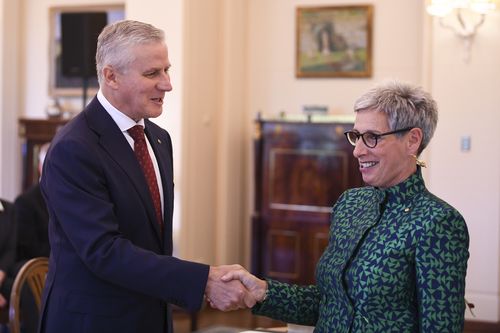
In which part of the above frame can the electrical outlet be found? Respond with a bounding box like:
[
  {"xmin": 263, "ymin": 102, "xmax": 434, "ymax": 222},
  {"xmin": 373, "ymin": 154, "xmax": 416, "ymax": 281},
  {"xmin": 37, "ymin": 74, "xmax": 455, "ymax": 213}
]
[{"xmin": 461, "ymin": 136, "xmax": 471, "ymax": 152}]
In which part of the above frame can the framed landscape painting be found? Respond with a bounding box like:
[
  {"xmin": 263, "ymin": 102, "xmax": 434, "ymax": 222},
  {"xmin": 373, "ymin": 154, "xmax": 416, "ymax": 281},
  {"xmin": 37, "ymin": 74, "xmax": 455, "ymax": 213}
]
[{"xmin": 296, "ymin": 5, "xmax": 373, "ymax": 78}]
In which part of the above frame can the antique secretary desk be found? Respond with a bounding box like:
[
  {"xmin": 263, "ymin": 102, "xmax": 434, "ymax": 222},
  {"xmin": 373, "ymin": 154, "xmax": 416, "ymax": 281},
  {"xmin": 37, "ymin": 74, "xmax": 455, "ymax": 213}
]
[{"xmin": 251, "ymin": 115, "xmax": 363, "ymax": 285}]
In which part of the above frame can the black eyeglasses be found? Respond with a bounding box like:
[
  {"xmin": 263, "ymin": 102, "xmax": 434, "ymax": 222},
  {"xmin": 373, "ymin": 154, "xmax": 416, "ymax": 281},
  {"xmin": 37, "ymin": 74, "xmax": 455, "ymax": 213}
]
[{"xmin": 344, "ymin": 127, "xmax": 413, "ymax": 148}]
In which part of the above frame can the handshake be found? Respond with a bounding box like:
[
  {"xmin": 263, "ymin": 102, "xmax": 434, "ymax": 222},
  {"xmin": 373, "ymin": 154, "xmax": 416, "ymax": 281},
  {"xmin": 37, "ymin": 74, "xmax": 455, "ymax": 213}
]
[{"xmin": 204, "ymin": 264, "xmax": 267, "ymax": 311}]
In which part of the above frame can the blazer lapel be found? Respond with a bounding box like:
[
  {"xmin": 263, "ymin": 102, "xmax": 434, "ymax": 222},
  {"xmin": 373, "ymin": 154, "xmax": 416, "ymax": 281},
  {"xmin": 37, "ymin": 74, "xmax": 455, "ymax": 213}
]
[{"xmin": 84, "ymin": 98, "xmax": 163, "ymax": 244}]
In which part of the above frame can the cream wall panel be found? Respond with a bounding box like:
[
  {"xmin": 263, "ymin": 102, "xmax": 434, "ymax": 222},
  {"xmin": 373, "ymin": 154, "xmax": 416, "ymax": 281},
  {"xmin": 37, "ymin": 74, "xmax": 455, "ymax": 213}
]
[
  {"xmin": 428, "ymin": 10, "xmax": 500, "ymax": 322},
  {"xmin": 178, "ymin": 0, "xmax": 221, "ymax": 264},
  {"xmin": 214, "ymin": 0, "xmax": 249, "ymax": 266},
  {"xmin": 0, "ymin": 0, "xmax": 21, "ymax": 200},
  {"xmin": 178, "ymin": 0, "xmax": 249, "ymax": 266}
]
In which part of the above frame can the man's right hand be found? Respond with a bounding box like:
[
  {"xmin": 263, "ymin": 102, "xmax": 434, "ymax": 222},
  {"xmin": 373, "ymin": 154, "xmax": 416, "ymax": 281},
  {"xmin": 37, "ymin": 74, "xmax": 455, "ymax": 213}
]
[
  {"xmin": 205, "ymin": 265, "xmax": 256, "ymax": 311},
  {"xmin": 220, "ymin": 266, "xmax": 268, "ymax": 303}
]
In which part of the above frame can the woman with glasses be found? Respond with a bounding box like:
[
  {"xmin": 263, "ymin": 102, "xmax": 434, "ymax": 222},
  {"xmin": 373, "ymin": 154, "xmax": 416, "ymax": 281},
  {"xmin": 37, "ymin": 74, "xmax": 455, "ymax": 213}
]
[{"xmin": 222, "ymin": 80, "xmax": 470, "ymax": 332}]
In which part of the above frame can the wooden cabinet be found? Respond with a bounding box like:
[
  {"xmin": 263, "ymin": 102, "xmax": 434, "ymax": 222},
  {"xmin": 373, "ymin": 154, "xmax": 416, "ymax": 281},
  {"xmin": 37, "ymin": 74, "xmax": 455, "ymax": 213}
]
[
  {"xmin": 251, "ymin": 117, "xmax": 363, "ymax": 285},
  {"xmin": 18, "ymin": 118, "xmax": 68, "ymax": 191}
]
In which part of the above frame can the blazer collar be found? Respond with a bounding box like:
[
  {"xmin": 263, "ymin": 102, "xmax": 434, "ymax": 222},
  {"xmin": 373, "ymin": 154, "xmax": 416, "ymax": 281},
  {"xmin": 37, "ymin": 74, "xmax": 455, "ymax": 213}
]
[
  {"xmin": 340, "ymin": 168, "xmax": 427, "ymax": 275},
  {"xmin": 374, "ymin": 167, "xmax": 426, "ymax": 208}
]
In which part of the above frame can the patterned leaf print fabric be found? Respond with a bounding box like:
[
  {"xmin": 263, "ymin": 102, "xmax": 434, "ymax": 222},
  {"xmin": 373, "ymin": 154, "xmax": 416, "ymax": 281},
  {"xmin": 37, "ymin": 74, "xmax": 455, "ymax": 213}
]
[{"xmin": 253, "ymin": 169, "xmax": 469, "ymax": 333}]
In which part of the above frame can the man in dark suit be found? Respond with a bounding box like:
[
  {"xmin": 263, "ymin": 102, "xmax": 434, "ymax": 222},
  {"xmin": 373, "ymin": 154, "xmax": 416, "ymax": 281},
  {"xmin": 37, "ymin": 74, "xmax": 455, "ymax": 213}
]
[
  {"xmin": 0, "ymin": 199, "xmax": 15, "ymax": 311},
  {"xmin": 39, "ymin": 20, "xmax": 253, "ymax": 333},
  {"xmin": 12, "ymin": 143, "xmax": 50, "ymax": 333},
  {"xmin": 14, "ymin": 142, "xmax": 50, "ymax": 263}
]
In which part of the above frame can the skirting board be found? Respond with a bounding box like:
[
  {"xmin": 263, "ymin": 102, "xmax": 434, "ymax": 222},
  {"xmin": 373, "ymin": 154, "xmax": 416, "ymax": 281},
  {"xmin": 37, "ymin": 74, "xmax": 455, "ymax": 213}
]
[
  {"xmin": 464, "ymin": 292, "xmax": 499, "ymax": 322},
  {"xmin": 464, "ymin": 320, "xmax": 500, "ymax": 332}
]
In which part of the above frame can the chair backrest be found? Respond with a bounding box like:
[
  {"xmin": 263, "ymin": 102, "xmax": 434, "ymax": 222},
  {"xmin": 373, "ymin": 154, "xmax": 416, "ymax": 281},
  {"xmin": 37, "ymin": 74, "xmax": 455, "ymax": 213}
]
[{"xmin": 8, "ymin": 257, "xmax": 49, "ymax": 333}]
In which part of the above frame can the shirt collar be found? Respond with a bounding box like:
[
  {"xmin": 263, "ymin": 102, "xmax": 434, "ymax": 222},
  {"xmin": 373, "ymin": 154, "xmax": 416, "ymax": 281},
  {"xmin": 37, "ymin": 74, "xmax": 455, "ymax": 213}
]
[{"xmin": 97, "ymin": 89, "xmax": 145, "ymax": 132}]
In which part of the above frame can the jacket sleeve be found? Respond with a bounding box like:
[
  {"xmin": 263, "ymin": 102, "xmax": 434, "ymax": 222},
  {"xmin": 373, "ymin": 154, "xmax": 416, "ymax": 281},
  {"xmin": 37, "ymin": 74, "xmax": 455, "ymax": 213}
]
[
  {"xmin": 252, "ymin": 279, "xmax": 321, "ymax": 326},
  {"xmin": 415, "ymin": 207, "xmax": 469, "ymax": 332}
]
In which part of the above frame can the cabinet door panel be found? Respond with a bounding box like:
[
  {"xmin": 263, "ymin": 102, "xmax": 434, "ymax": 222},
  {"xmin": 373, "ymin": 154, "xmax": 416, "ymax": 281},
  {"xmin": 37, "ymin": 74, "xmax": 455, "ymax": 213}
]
[
  {"xmin": 269, "ymin": 148, "xmax": 348, "ymax": 212},
  {"xmin": 266, "ymin": 229, "xmax": 301, "ymax": 280}
]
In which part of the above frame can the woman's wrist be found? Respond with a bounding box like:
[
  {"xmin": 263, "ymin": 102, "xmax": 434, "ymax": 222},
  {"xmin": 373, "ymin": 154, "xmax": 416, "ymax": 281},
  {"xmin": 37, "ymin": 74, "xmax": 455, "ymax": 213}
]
[{"xmin": 258, "ymin": 280, "xmax": 269, "ymax": 303}]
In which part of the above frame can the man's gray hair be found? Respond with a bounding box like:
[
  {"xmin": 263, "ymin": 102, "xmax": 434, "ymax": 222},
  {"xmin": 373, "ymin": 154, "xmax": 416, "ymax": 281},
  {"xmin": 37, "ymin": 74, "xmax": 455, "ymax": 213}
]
[
  {"xmin": 96, "ymin": 20, "xmax": 165, "ymax": 84},
  {"xmin": 353, "ymin": 80, "xmax": 438, "ymax": 155}
]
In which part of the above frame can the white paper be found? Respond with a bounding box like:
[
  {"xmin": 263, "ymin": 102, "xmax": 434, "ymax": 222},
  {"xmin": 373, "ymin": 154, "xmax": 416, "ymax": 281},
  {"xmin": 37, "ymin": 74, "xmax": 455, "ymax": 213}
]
[{"xmin": 287, "ymin": 324, "xmax": 314, "ymax": 333}]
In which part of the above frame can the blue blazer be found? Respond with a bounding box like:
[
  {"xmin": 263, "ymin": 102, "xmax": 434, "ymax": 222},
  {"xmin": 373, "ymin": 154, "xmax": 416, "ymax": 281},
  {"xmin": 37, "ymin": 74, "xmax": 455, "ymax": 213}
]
[{"xmin": 39, "ymin": 97, "xmax": 209, "ymax": 333}]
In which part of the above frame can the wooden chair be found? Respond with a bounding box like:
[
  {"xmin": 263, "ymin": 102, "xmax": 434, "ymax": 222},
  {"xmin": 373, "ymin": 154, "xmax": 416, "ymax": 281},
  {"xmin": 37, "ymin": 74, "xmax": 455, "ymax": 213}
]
[{"xmin": 8, "ymin": 257, "xmax": 48, "ymax": 333}]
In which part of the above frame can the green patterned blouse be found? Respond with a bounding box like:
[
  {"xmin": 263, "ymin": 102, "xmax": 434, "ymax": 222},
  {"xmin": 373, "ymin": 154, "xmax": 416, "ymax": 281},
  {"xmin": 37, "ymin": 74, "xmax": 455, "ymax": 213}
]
[{"xmin": 253, "ymin": 169, "xmax": 469, "ymax": 332}]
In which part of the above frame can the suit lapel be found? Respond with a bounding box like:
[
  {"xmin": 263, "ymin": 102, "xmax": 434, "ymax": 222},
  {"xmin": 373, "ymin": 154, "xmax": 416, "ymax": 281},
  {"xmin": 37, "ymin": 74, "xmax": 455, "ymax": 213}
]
[{"xmin": 84, "ymin": 98, "xmax": 163, "ymax": 244}]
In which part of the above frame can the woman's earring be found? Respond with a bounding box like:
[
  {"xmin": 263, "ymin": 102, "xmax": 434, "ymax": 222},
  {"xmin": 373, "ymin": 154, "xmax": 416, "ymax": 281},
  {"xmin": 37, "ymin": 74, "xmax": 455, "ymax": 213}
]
[{"xmin": 411, "ymin": 154, "xmax": 427, "ymax": 168}]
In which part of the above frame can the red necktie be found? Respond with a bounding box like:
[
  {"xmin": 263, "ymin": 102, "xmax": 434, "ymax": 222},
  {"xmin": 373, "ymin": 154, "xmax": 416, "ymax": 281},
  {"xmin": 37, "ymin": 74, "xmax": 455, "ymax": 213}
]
[{"xmin": 128, "ymin": 125, "xmax": 163, "ymax": 231}]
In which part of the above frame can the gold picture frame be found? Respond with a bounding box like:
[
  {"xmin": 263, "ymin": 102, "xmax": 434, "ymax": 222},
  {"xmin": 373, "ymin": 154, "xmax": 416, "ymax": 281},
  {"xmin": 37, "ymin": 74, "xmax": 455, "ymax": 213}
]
[{"xmin": 296, "ymin": 5, "xmax": 373, "ymax": 78}]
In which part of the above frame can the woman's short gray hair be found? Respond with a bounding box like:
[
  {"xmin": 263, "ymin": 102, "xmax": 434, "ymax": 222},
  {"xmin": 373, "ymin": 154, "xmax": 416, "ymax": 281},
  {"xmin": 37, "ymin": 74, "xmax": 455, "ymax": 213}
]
[
  {"xmin": 96, "ymin": 20, "xmax": 165, "ymax": 85},
  {"xmin": 353, "ymin": 80, "xmax": 438, "ymax": 155}
]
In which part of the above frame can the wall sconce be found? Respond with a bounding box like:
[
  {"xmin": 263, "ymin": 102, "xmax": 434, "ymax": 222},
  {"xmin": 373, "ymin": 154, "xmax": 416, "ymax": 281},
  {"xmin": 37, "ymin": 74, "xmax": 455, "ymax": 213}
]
[{"xmin": 426, "ymin": 0, "xmax": 496, "ymax": 62}]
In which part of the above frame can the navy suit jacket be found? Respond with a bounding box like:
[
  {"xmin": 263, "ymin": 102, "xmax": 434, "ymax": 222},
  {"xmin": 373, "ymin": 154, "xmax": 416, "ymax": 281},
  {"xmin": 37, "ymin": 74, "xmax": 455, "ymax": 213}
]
[
  {"xmin": 0, "ymin": 199, "xmax": 15, "ymax": 298},
  {"xmin": 39, "ymin": 97, "xmax": 209, "ymax": 333}
]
